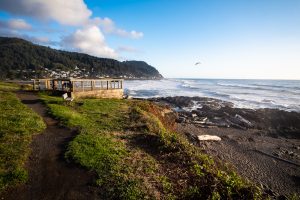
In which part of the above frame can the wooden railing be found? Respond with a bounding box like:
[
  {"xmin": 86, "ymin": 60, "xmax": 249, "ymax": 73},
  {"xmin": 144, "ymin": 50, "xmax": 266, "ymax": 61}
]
[{"xmin": 32, "ymin": 78, "xmax": 124, "ymax": 92}]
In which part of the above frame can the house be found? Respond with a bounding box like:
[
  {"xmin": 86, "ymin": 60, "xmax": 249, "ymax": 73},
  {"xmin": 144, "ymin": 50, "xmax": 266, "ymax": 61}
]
[{"xmin": 32, "ymin": 78, "xmax": 124, "ymax": 99}]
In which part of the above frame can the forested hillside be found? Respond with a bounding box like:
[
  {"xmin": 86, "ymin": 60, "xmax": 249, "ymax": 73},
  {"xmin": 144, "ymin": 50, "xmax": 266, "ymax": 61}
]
[{"xmin": 0, "ymin": 37, "xmax": 163, "ymax": 80}]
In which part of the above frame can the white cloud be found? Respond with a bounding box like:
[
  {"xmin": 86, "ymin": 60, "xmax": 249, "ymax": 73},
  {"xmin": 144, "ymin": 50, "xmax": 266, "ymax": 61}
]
[
  {"xmin": 0, "ymin": 0, "xmax": 143, "ymax": 59},
  {"xmin": 0, "ymin": 1, "xmax": 143, "ymax": 38},
  {"xmin": 0, "ymin": 0, "xmax": 92, "ymax": 26},
  {"xmin": 0, "ymin": 28, "xmax": 56, "ymax": 46},
  {"xmin": 129, "ymin": 30, "xmax": 144, "ymax": 39},
  {"xmin": 117, "ymin": 46, "xmax": 140, "ymax": 53},
  {"xmin": 0, "ymin": 18, "xmax": 32, "ymax": 30},
  {"xmin": 62, "ymin": 25, "xmax": 117, "ymax": 59},
  {"xmin": 93, "ymin": 17, "xmax": 144, "ymax": 39},
  {"xmin": 34, "ymin": 36, "xmax": 50, "ymax": 43},
  {"xmin": 7, "ymin": 18, "xmax": 32, "ymax": 30}
]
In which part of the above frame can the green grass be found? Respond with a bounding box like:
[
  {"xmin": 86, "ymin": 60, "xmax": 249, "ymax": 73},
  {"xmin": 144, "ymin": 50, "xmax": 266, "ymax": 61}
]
[
  {"xmin": 129, "ymin": 101, "xmax": 263, "ymax": 199},
  {"xmin": 0, "ymin": 85, "xmax": 46, "ymax": 191},
  {"xmin": 0, "ymin": 82, "xmax": 20, "ymax": 92},
  {"xmin": 40, "ymin": 94, "xmax": 145, "ymax": 199},
  {"xmin": 40, "ymin": 93, "xmax": 264, "ymax": 199}
]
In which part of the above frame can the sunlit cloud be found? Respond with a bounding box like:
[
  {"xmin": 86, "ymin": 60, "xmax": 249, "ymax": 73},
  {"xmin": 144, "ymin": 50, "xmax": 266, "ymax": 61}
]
[
  {"xmin": 62, "ymin": 25, "xmax": 117, "ymax": 59},
  {"xmin": 0, "ymin": 0, "xmax": 144, "ymax": 59},
  {"xmin": 0, "ymin": 0, "xmax": 92, "ymax": 26},
  {"xmin": 92, "ymin": 17, "xmax": 144, "ymax": 39},
  {"xmin": 116, "ymin": 46, "xmax": 141, "ymax": 53}
]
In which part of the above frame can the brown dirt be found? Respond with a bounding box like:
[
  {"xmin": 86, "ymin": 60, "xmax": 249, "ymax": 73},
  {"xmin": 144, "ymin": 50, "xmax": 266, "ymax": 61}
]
[{"xmin": 1, "ymin": 91, "xmax": 101, "ymax": 200}]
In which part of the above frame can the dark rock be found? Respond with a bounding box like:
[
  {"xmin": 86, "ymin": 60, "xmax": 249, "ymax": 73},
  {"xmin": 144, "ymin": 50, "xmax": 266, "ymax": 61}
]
[
  {"xmin": 184, "ymin": 132, "xmax": 198, "ymax": 143},
  {"xmin": 277, "ymin": 195, "xmax": 288, "ymax": 200},
  {"xmin": 264, "ymin": 188, "xmax": 276, "ymax": 197},
  {"xmin": 273, "ymin": 152, "xmax": 280, "ymax": 157},
  {"xmin": 234, "ymin": 114, "xmax": 253, "ymax": 128},
  {"xmin": 152, "ymin": 96, "xmax": 300, "ymax": 138},
  {"xmin": 176, "ymin": 117, "xmax": 185, "ymax": 123}
]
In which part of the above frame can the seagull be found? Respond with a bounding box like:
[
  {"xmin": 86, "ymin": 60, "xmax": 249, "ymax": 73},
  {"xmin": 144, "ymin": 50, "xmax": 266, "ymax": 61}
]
[{"xmin": 195, "ymin": 62, "xmax": 201, "ymax": 65}]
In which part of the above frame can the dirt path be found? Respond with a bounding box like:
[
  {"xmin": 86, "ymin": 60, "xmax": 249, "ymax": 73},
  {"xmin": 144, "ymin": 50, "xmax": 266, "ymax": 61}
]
[{"xmin": 1, "ymin": 92, "xmax": 100, "ymax": 200}]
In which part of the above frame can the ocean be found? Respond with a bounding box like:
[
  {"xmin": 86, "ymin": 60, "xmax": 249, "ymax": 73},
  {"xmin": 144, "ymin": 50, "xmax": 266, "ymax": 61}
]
[{"xmin": 124, "ymin": 79, "xmax": 300, "ymax": 112}]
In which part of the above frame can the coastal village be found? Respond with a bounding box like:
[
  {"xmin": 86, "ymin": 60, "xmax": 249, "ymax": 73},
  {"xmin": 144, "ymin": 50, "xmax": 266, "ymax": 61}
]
[{"xmin": 13, "ymin": 66, "xmax": 143, "ymax": 80}]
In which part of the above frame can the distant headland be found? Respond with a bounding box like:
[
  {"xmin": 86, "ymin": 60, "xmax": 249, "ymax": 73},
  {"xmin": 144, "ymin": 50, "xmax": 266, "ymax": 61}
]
[{"xmin": 0, "ymin": 37, "xmax": 163, "ymax": 80}]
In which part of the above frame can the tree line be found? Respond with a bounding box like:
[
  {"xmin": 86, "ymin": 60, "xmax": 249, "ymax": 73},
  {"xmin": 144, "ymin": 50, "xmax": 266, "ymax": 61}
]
[{"xmin": 0, "ymin": 37, "xmax": 163, "ymax": 80}]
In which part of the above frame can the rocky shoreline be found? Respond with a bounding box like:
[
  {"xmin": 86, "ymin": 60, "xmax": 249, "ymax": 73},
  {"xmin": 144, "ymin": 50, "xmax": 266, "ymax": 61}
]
[
  {"xmin": 150, "ymin": 96, "xmax": 300, "ymax": 139},
  {"xmin": 149, "ymin": 96, "xmax": 300, "ymax": 197}
]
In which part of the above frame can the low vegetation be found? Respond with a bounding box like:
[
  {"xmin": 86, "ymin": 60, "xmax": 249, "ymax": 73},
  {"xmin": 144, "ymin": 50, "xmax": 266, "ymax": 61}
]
[
  {"xmin": 129, "ymin": 101, "xmax": 262, "ymax": 199},
  {"xmin": 0, "ymin": 82, "xmax": 46, "ymax": 191},
  {"xmin": 40, "ymin": 93, "xmax": 264, "ymax": 199},
  {"xmin": 40, "ymin": 94, "xmax": 145, "ymax": 199},
  {"xmin": 0, "ymin": 82, "xmax": 19, "ymax": 91}
]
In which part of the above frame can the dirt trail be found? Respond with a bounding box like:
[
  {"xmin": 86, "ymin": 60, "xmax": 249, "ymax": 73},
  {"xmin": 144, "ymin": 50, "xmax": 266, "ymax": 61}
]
[{"xmin": 1, "ymin": 92, "xmax": 100, "ymax": 200}]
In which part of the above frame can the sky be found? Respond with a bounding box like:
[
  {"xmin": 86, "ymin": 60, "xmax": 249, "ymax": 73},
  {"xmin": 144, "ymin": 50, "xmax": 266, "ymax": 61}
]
[{"xmin": 0, "ymin": 0, "xmax": 299, "ymax": 80}]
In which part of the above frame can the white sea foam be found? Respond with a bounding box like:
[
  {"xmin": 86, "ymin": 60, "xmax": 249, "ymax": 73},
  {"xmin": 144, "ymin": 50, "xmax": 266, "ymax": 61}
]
[{"xmin": 124, "ymin": 79, "xmax": 300, "ymax": 112}]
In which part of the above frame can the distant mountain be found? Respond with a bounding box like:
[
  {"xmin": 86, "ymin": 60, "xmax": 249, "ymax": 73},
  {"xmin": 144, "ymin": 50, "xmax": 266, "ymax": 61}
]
[{"xmin": 0, "ymin": 37, "xmax": 163, "ymax": 80}]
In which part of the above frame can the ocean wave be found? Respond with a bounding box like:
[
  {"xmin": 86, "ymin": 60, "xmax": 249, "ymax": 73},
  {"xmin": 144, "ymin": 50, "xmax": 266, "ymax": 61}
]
[
  {"xmin": 216, "ymin": 83, "xmax": 283, "ymax": 92},
  {"xmin": 228, "ymin": 96, "xmax": 297, "ymax": 111},
  {"xmin": 213, "ymin": 82, "xmax": 300, "ymax": 96},
  {"xmin": 252, "ymin": 83, "xmax": 300, "ymax": 90},
  {"xmin": 261, "ymin": 99, "xmax": 276, "ymax": 104},
  {"xmin": 125, "ymin": 79, "xmax": 300, "ymax": 112},
  {"xmin": 204, "ymin": 91, "xmax": 231, "ymax": 98},
  {"xmin": 180, "ymin": 84, "xmax": 199, "ymax": 89}
]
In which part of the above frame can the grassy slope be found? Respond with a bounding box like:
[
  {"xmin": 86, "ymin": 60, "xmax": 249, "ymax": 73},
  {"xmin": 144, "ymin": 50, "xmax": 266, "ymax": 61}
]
[
  {"xmin": 40, "ymin": 93, "xmax": 264, "ymax": 200},
  {"xmin": 0, "ymin": 82, "xmax": 19, "ymax": 92},
  {"xmin": 40, "ymin": 95, "xmax": 143, "ymax": 199},
  {"xmin": 0, "ymin": 82, "xmax": 46, "ymax": 191}
]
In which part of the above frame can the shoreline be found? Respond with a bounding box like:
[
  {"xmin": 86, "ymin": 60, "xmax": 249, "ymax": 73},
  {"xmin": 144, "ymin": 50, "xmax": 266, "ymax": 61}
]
[
  {"xmin": 148, "ymin": 96, "xmax": 300, "ymax": 138},
  {"xmin": 134, "ymin": 95, "xmax": 300, "ymax": 114},
  {"xmin": 125, "ymin": 78, "xmax": 300, "ymax": 113},
  {"xmin": 148, "ymin": 96, "xmax": 300, "ymax": 196}
]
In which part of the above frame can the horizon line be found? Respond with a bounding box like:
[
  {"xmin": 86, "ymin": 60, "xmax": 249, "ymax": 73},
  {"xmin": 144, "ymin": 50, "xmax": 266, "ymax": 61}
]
[{"xmin": 164, "ymin": 77, "xmax": 300, "ymax": 81}]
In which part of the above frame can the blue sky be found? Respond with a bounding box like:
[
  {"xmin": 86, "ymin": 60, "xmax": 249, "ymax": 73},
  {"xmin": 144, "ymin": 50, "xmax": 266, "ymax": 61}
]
[{"xmin": 0, "ymin": 0, "xmax": 299, "ymax": 79}]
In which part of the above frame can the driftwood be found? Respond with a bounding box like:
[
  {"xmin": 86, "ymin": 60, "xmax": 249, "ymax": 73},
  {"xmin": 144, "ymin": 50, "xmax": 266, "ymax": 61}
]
[
  {"xmin": 198, "ymin": 135, "xmax": 221, "ymax": 141},
  {"xmin": 253, "ymin": 149, "xmax": 300, "ymax": 167},
  {"xmin": 233, "ymin": 114, "xmax": 253, "ymax": 128}
]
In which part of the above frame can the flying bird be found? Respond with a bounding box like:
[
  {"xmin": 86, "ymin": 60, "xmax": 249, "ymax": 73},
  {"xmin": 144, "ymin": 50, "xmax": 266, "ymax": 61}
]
[{"xmin": 195, "ymin": 62, "xmax": 202, "ymax": 65}]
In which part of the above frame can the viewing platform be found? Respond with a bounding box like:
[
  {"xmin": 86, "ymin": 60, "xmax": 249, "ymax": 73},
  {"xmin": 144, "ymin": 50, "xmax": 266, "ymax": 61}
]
[{"xmin": 32, "ymin": 78, "xmax": 124, "ymax": 99}]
